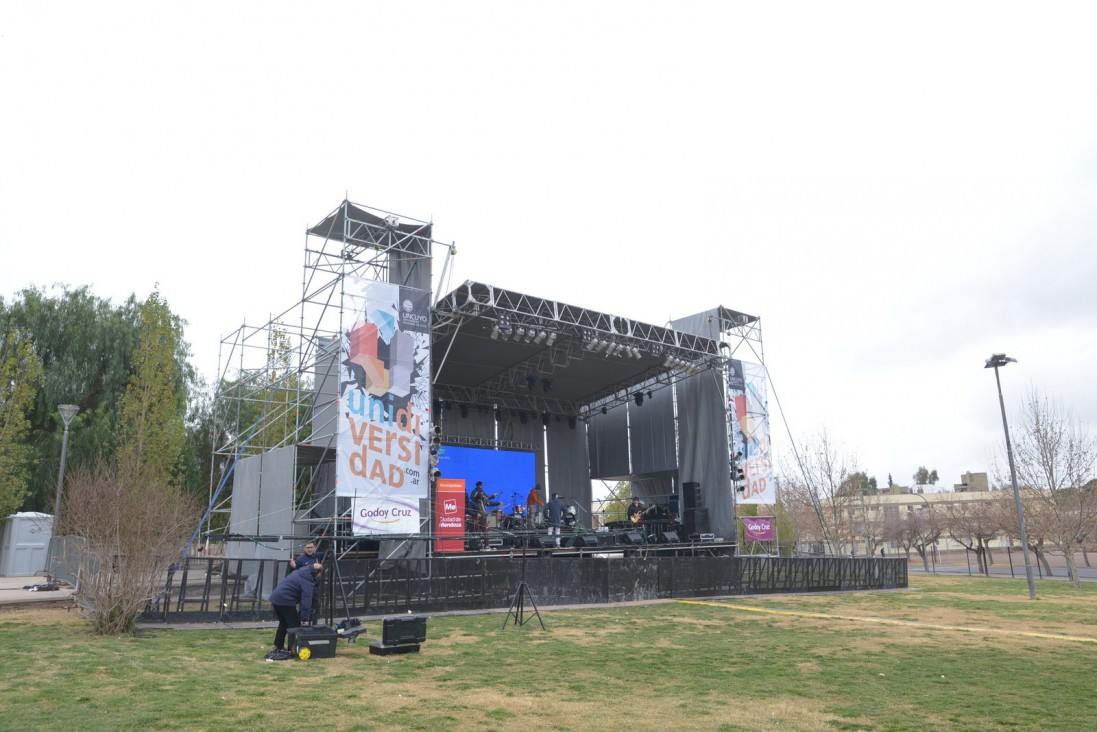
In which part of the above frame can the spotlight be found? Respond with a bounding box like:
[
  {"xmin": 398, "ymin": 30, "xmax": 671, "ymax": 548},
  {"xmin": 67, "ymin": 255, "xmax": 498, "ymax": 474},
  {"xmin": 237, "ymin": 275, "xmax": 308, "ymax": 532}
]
[
  {"xmin": 664, "ymin": 355, "xmax": 676, "ymax": 368},
  {"xmin": 490, "ymin": 323, "xmax": 501, "ymax": 340},
  {"xmin": 541, "ymin": 377, "xmax": 552, "ymax": 394},
  {"xmin": 524, "ymin": 329, "xmax": 535, "ymax": 343},
  {"xmin": 593, "ymin": 339, "xmax": 608, "ymax": 353},
  {"xmin": 601, "ymin": 406, "xmax": 608, "ymax": 415},
  {"xmin": 514, "ymin": 326, "xmax": 526, "ymax": 341},
  {"xmin": 534, "ymin": 330, "xmax": 547, "ymax": 344},
  {"xmin": 527, "ymin": 375, "xmax": 537, "ymax": 392},
  {"xmin": 646, "ymin": 391, "xmax": 653, "ymax": 400},
  {"xmin": 634, "ymin": 392, "xmax": 644, "ymax": 407},
  {"xmin": 632, "ymin": 347, "xmax": 642, "ymax": 359},
  {"xmin": 546, "ymin": 332, "xmax": 557, "ymax": 346},
  {"xmin": 584, "ymin": 336, "xmax": 598, "ymax": 351}
]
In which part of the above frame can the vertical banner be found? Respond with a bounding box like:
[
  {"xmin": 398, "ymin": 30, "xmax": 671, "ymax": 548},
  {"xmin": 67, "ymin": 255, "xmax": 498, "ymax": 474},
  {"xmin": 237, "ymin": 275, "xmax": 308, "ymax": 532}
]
[
  {"xmin": 740, "ymin": 515, "xmax": 775, "ymax": 542},
  {"xmin": 728, "ymin": 359, "xmax": 775, "ymax": 505},
  {"xmin": 434, "ymin": 478, "xmax": 467, "ymax": 553},
  {"xmin": 337, "ymin": 277, "xmax": 431, "ymax": 535}
]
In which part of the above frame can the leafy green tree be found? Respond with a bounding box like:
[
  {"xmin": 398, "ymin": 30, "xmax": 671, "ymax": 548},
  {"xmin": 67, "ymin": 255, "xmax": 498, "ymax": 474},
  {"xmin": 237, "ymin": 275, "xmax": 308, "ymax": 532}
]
[
  {"xmin": 1, "ymin": 286, "xmax": 140, "ymax": 511},
  {"xmin": 0, "ymin": 325, "xmax": 44, "ymax": 517},
  {"xmin": 115, "ymin": 290, "xmax": 189, "ymax": 486},
  {"xmin": 0, "ymin": 285, "xmax": 198, "ymax": 512},
  {"xmin": 913, "ymin": 466, "xmax": 939, "ymax": 485}
]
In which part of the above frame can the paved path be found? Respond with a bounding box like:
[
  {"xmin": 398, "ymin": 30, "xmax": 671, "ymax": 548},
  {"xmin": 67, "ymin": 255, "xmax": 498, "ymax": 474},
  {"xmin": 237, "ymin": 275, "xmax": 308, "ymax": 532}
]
[{"xmin": 0, "ymin": 575, "xmax": 75, "ymax": 611}]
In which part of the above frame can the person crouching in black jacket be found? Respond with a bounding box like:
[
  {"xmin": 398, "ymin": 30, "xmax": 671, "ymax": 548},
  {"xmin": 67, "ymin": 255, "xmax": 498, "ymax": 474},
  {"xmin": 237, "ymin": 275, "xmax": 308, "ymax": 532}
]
[{"xmin": 267, "ymin": 563, "xmax": 322, "ymax": 659}]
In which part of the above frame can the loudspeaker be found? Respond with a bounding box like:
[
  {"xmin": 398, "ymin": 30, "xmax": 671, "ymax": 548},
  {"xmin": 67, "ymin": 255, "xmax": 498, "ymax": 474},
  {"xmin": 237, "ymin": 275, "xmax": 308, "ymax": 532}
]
[
  {"xmin": 535, "ymin": 535, "xmax": 558, "ymax": 548},
  {"xmin": 570, "ymin": 534, "xmax": 600, "ymax": 548},
  {"xmin": 660, "ymin": 531, "xmax": 680, "ymax": 543},
  {"xmin": 683, "ymin": 507, "xmax": 710, "ymax": 537},
  {"xmin": 621, "ymin": 531, "xmax": 645, "ymax": 545},
  {"xmin": 682, "ymin": 482, "xmax": 702, "ymax": 512}
]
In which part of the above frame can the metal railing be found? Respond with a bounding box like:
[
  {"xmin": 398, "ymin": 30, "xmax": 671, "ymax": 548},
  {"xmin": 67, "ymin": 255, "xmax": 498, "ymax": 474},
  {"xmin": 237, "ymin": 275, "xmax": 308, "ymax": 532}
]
[{"xmin": 142, "ymin": 553, "xmax": 907, "ymax": 624}]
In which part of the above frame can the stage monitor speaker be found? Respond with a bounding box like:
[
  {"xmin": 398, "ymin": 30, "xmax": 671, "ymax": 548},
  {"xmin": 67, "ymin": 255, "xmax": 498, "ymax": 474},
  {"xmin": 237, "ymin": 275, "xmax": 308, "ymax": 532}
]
[
  {"xmin": 570, "ymin": 534, "xmax": 600, "ymax": 548},
  {"xmin": 621, "ymin": 531, "xmax": 645, "ymax": 545},
  {"xmin": 660, "ymin": 531, "xmax": 680, "ymax": 543},
  {"xmin": 535, "ymin": 535, "xmax": 558, "ymax": 548}
]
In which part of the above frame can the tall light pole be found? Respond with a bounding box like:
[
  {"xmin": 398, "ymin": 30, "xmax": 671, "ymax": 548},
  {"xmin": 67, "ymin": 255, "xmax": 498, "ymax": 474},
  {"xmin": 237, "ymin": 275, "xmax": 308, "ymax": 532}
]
[
  {"xmin": 984, "ymin": 354, "xmax": 1036, "ymax": 600},
  {"xmin": 51, "ymin": 404, "xmax": 80, "ymax": 530}
]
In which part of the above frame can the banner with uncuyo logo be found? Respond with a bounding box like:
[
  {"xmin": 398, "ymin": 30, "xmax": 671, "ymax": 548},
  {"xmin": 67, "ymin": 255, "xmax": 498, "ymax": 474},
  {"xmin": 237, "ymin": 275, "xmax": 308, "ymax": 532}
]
[{"xmin": 336, "ymin": 277, "xmax": 431, "ymax": 535}]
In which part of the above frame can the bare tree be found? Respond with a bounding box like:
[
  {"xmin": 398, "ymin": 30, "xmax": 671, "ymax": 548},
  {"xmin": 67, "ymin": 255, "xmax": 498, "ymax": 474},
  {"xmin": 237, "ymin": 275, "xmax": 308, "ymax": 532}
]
[
  {"xmin": 1003, "ymin": 390, "xmax": 1097, "ymax": 588},
  {"xmin": 883, "ymin": 502, "xmax": 942, "ymax": 570},
  {"xmin": 779, "ymin": 429, "xmax": 862, "ymax": 556},
  {"xmin": 943, "ymin": 495, "xmax": 1006, "ymax": 574},
  {"xmin": 59, "ymin": 460, "xmax": 200, "ymax": 634}
]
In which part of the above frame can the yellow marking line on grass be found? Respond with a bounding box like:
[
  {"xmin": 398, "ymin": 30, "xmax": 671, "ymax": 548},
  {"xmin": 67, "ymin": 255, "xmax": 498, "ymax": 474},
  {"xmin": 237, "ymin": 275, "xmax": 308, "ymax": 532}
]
[{"xmin": 677, "ymin": 599, "xmax": 1097, "ymax": 644}]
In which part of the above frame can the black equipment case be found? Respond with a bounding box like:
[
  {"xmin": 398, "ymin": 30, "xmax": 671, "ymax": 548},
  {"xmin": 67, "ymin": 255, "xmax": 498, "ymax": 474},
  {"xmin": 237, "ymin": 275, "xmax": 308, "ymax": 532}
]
[{"xmin": 290, "ymin": 625, "xmax": 338, "ymax": 659}]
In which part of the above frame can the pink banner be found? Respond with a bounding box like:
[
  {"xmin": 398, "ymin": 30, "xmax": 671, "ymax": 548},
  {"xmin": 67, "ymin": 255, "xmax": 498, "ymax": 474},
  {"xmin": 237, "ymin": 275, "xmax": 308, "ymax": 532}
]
[{"xmin": 741, "ymin": 515, "xmax": 775, "ymax": 542}]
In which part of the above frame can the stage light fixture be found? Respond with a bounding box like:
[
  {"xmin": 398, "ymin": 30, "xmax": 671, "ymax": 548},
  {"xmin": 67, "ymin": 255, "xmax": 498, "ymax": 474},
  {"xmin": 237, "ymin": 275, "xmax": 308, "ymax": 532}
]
[
  {"xmin": 534, "ymin": 330, "xmax": 547, "ymax": 344},
  {"xmin": 664, "ymin": 355, "xmax": 676, "ymax": 368},
  {"xmin": 541, "ymin": 377, "xmax": 552, "ymax": 394},
  {"xmin": 634, "ymin": 392, "xmax": 644, "ymax": 407},
  {"xmin": 631, "ymin": 347, "xmax": 642, "ymax": 359},
  {"xmin": 514, "ymin": 327, "xmax": 526, "ymax": 341},
  {"xmin": 490, "ymin": 323, "xmax": 501, "ymax": 340},
  {"xmin": 527, "ymin": 375, "xmax": 537, "ymax": 392},
  {"xmin": 542, "ymin": 412, "xmax": 551, "ymax": 426},
  {"xmin": 546, "ymin": 332, "xmax": 557, "ymax": 346},
  {"xmin": 524, "ymin": 329, "xmax": 535, "ymax": 343},
  {"xmin": 584, "ymin": 336, "xmax": 598, "ymax": 351},
  {"xmin": 601, "ymin": 406, "xmax": 608, "ymax": 415},
  {"xmin": 646, "ymin": 391, "xmax": 653, "ymax": 400}
]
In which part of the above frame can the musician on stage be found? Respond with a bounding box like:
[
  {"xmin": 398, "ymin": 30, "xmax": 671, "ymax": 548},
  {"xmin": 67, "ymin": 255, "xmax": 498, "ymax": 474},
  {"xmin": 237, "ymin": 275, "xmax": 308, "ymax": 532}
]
[
  {"xmin": 627, "ymin": 496, "xmax": 648, "ymax": 523},
  {"xmin": 469, "ymin": 481, "xmax": 499, "ymax": 542},
  {"xmin": 527, "ymin": 484, "xmax": 545, "ymax": 525}
]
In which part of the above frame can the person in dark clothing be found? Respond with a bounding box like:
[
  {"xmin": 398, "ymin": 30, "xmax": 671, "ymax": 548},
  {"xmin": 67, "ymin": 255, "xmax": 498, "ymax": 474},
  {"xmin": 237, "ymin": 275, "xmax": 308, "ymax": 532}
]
[
  {"xmin": 268, "ymin": 563, "xmax": 322, "ymax": 658},
  {"xmin": 543, "ymin": 493, "xmax": 567, "ymax": 547},
  {"xmin": 289, "ymin": 541, "xmax": 325, "ymax": 618},
  {"xmin": 289, "ymin": 541, "xmax": 322, "ymax": 571}
]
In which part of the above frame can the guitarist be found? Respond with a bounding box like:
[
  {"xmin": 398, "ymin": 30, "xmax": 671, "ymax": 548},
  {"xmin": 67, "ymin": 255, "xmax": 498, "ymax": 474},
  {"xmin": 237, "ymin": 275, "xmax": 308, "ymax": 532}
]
[{"xmin": 627, "ymin": 496, "xmax": 651, "ymax": 525}]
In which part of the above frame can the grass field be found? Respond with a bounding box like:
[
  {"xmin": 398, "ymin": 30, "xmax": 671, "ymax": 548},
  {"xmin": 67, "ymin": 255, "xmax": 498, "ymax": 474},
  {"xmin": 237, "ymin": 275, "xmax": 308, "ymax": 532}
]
[{"xmin": 1, "ymin": 575, "xmax": 1095, "ymax": 731}]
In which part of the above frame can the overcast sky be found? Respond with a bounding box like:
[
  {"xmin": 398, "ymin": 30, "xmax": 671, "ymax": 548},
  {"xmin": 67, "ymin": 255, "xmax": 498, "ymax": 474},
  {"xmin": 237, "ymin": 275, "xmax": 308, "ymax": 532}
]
[{"xmin": 3, "ymin": 2, "xmax": 1095, "ymax": 493}]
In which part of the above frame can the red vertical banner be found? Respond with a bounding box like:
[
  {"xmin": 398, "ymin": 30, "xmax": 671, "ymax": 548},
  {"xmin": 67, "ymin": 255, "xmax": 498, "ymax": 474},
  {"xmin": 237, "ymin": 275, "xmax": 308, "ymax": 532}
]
[{"xmin": 434, "ymin": 478, "xmax": 467, "ymax": 553}]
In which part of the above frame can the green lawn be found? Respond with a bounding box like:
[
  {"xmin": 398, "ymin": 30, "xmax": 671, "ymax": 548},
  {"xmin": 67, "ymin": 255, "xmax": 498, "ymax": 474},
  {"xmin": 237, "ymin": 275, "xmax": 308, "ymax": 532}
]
[{"xmin": 1, "ymin": 575, "xmax": 1094, "ymax": 731}]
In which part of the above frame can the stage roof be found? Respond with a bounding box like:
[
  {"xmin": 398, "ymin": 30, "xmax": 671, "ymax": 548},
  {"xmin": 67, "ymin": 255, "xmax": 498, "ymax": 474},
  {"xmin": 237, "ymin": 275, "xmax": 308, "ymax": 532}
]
[{"xmin": 430, "ymin": 281, "xmax": 738, "ymax": 416}]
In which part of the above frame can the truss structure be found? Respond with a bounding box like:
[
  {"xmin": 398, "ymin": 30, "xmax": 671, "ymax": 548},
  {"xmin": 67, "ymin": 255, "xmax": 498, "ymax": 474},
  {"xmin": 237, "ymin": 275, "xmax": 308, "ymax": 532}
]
[
  {"xmin": 199, "ymin": 201, "xmax": 451, "ymax": 542},
  {"xmin": 432, "ymin": 282, "xmax": 762, "ymax": 418}
]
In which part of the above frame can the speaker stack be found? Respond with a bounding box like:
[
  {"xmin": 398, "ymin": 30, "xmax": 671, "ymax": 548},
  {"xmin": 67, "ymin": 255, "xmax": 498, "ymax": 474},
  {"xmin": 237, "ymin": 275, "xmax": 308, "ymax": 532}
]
[{"xmin": 681, "ymin": 482, "xmax": 710, "ymax": 536}]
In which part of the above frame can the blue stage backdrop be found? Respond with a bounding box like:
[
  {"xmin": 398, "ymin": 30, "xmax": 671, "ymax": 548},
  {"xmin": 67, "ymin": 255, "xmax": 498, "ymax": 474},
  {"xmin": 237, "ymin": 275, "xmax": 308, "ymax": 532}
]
[{"xmin": 436, "ymin": 445, "xmax": 536, "ymax": 511}]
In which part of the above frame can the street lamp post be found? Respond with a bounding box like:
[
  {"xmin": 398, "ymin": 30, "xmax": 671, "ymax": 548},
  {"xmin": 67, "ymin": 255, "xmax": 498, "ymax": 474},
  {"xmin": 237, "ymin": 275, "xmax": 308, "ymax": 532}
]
[
  {"xmin": 984, "ymin": 354, "xmax": 1037, "ymax": 600},
  {"xmin": 51, "ymin": 404, "xmax": 80, "ymax": 530}
]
